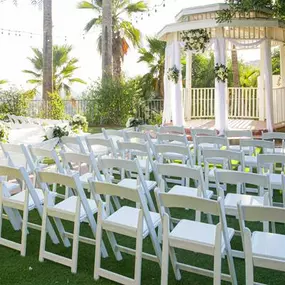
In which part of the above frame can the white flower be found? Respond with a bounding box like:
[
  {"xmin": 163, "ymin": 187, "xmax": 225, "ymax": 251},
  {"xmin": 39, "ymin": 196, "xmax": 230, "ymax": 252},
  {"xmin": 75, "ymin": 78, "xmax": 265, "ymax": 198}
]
[
  {"xmin": 45, "ymin": 127, "xmax": 54, "ymax": 139},
  {"xmin": 190, "ymin": 38, "xmax": 194, "ymax": 43},
  {"xmin": 195, "ymin": 32, "xmax": 200, "ymax": 37},
  {"xmin": 200, "ymin": 38, "xmax": 204, "ymax": 43}
]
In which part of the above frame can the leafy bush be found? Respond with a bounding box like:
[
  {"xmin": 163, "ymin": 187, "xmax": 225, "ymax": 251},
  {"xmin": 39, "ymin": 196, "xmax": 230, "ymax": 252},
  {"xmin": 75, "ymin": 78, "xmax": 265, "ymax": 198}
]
[
  {"xmin": 45, "ymin": 92, "xmax": 65, "ymax": 120},
  {"xmin": 0, "ymin": 88, "xmax": 35, "ymax": 120},
  {"xmin": 84, "ymin": 76, "xmax": 145, "ymax": 126}
]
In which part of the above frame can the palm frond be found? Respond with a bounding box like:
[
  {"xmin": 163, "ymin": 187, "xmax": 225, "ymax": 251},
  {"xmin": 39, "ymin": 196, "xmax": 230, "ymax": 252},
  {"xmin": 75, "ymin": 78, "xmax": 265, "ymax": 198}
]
[
  {"xmin": 84, "ymin": 17, "xmax": 102, "ymax": 32},
  {"xmin": 125, "ymin": 1, "xmax": 147, "ymax": 14},
  {"xmin": 119, "ymin": 20, "xmax": 141, "ymax": 47}
]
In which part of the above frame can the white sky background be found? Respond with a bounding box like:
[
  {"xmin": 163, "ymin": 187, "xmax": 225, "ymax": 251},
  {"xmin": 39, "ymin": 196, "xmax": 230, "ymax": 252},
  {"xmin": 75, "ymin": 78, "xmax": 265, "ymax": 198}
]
[{"xmin": 0, "ymin": 0, "xmax": 259, "ymax": 96}]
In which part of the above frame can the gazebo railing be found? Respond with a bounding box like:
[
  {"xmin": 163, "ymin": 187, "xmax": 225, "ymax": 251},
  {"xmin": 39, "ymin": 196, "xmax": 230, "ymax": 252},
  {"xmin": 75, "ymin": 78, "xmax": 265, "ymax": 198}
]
[
  {"xmin": 183, "ymin": 87, "xmax": 259, "ymax": 120},
  {"xmin": 273, "ymin": 87, "xmax": 285, "ymax": 124}
]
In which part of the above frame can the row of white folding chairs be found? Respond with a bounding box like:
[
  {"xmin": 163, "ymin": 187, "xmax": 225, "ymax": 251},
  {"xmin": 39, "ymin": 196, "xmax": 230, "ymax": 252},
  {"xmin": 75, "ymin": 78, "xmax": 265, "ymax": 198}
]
[
  {"xmin": 7, "ymin": 114, "xmax": 68, "ymax": 126},
  {"xmin": 2, "ymin": 163, "xmax": 284, "ymax": 285}
]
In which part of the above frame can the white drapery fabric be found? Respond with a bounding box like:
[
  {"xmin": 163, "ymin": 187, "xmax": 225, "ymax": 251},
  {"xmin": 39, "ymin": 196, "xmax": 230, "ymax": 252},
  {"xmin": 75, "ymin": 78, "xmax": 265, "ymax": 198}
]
[
  {"xmin": 214, "ymin": 38, "xmax": 228, "ymax": 133},
  {"xmin": 163, "ymin": 43, "xmax": 171, "ymax": 123},
  {"xmin": 227, "ymin": 38, "xmax": 265, "ymax": 49},
  {"xmin": 163, "ymin": 41, "xmax": 184, "ymax": 125},
  {"xmin": 264, "ymin": 39, "xmax": 274, "ymax": 132}
]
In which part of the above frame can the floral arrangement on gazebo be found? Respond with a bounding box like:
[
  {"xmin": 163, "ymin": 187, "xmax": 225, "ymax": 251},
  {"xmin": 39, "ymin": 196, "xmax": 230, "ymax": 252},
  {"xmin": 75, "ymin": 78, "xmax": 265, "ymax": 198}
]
[{"xmin": 181, "ymin": 29, "xmax": 210, "ymax": 52}]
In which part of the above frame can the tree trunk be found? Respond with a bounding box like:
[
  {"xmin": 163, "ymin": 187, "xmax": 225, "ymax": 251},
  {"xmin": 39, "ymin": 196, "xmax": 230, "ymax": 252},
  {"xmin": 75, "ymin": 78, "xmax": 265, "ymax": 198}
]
[
  {"xmin": 102, "ymin": 0, "xmax": 112, "ymax": 79},
  {"xmin": 158, "ymin": 64, "xmax": 164, "ymax": 98},
  {"xmin": 231, "ymin": 45, "xmax": 240, "ymax": 87},
  {"xmin": 112, "ymin": 34, "xmax": 122, "ymax": 78},
  {"xmin": 42, "ymin": 0, "xmax": 53, "ymax": 100}
]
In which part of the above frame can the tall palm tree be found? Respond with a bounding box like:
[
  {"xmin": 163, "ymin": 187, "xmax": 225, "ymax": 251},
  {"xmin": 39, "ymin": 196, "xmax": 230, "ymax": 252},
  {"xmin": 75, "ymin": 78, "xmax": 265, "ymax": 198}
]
[
  {"xmin": 43, "ymin": 0, "xmax": 53, "ymax": 100},
  {"xmin": 23, "ymin": 45, "xmax": 86, "ymax": 98},
  {"xmin": 78, "ymin": 0, "xmax": 147, "ymax": 77},
  {"xmin": 138, "ymin": 37, "xmax": 166, "ymax": 98},
  {"xmin": 102, "ymin": 0, "xmax": 112, "ymax": 79},
  {"xmin": 231, "ymin": 45, "xmax": 240, "ymax": 87}
]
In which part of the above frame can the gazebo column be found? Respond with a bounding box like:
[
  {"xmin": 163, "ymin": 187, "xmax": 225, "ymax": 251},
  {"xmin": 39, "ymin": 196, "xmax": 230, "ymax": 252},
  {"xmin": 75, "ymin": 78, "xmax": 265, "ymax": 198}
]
[
  {"xmin": 214, "ymin": 34, "xmax": 228, "ymax": 133},
  {"xmin": 280, "ymin": 44, "xmax": 285, "ymax": 87},
  {"xmin": 264, "ymin": 39, "xmax": 274, "ymax": 132},
  {"xmin": 259, "ymin": 42, "xmax": 266, "ymax": 121},
  {"xmin": 185, "ymin": 51, "xmax": 192, "ymax": 120}
]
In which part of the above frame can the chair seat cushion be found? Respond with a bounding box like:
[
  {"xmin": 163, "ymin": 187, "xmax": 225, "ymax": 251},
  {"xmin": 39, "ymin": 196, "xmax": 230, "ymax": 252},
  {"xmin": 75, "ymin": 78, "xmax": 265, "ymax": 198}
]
[
  {"xmin": 8, "ymin": 188, "xmax": 46, "ymax": 210},
  {"xmin": 117, "ymin": 179, "xmax": 156, "ymax": 191},
  {"xmin": 169, "ymin": 219, "xmax": 234, "ymax": 251},
  {"xmin": 224, "ymin": 193, "xmax": 265, "ymax": 215},
  {"xmin": 53, "ymin": 196, "xmax": 97, "ymax": 220},
  {"xmin": 252, "ymin": 231, "xmax": 285, "ymax": 261},
  {"xmin": 104, "ymin": 206, "xmax": 160, "ymax": 237},
  {"xmin": 169, "ymin": 185, "xmax": 213, "ymax": 199}
]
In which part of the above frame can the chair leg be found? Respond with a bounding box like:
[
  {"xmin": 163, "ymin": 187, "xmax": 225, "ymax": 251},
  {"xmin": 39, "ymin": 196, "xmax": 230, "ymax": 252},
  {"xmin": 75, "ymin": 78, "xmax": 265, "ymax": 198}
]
[
  {"xmin": 106, "ymin": 231, "xmax": 122, "ymax": 261},
  {"xmin": 161, "ymin": 215, "xmax": 169, "ymax": 285},
  {"xmin": 71, "ymin": 214, "xmax": 80, "ymax": 274},
  {"xmin": 134, "ymin": 211, "xmax": 143, "ymax": 285},
  {"xmin": 39, "ymin": 203, "xmax": 48, "ymax": 262},
  {"xmin": 94, "ymin": 203, "xmax": 103, "ymax": 281},
  {"xmin": 244, "ymin": 229, "xmax": 254, "ymax": 285},
  {"xmin": 20, "ymin": 207, "xmax": 29, "ymax": 257},
  {"xmin": 213, "ymin": 252, "xmax": 222, "ymax": 285}
]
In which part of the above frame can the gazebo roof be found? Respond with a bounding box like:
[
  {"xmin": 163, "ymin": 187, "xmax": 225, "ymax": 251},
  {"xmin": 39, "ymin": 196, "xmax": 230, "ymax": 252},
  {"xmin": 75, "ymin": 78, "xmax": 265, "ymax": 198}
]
[{"xmin": 157, "ymin": 3, "xmax": 285, "ymax": 43}]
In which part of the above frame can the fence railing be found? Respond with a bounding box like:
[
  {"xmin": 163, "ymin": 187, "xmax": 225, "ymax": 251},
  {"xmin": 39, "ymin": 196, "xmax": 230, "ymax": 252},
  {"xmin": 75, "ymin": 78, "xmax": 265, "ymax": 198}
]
[
  {"xmin": 273, "ymin": 87, "xmax": 285, "ymax": 124},
  {"xmin": 5, "ymin": 86, "xmax": 284, "ymax": 124},
  {"xmin": 183, "ymin": 87, "xmax": 258, "ymax": 120}
]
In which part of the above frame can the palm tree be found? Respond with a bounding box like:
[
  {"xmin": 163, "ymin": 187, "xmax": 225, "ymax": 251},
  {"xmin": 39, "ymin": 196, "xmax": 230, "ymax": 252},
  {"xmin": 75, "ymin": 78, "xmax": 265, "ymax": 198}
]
[
  {"xmin": 231, "ymin": 45, "xmax": 240, "ymax": 87},
  {"xmin": 23, "ymin": 45, "xmax": 86, "ymax": 98},
  {"xmin": 138, "ymin": 37, "xmax": 166, "ymax": 98},
  {"xmin": 78, "ymin": 0, "xmax": 147, "ymax": 77},
  {"xmin": 43, "ymin": 0, "xmax": 53, "ymax": 100},
  {"xmin": 102, "ymin": 0, "xmax": 112, "ymax": 79}
]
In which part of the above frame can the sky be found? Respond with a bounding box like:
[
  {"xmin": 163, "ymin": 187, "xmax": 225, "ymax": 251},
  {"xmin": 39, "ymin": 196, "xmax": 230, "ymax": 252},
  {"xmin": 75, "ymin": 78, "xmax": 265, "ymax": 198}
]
[{"xmin": 0, "ymin": 0, "xmax": 260, "ymax": 96}]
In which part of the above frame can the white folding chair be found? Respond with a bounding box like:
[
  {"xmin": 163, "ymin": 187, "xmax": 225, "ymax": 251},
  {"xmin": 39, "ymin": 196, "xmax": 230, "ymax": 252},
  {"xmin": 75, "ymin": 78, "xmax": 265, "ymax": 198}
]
[
  {"xmin": 195, "ymin": 136, "xmax": 229, "ymax": 166},
  {"xmin": 60, "ymin": 135, "xmax": 87, "ymax": 154},
  {"xmin": 102, "ymin": 128, "xmax": 126, "ymax": 155},
  {"xmin": 85, "ymin": 136, "xmax": 117, "ymax": 158},
  {"xmin": 262, "ymin": 131, "xmax": 285, "ymax": 153},
  {"xmin": 0, "ymin": 166, "xmax": 59, "ymax": 256},
  {"xmin": 124, "ymin": 131, "xmax": 148, "ymax": 143},
  {"xmin": 240, "ymin": 139, "xmax": 274, "ymax": 169},
  {"xmin": 154, "ymin": 144, "xmax": 194, "ymax": 167},
  {"xmin": 157, "ymin": 133, "xmax": 190, "ymax": 147},
  {"xmin": 99, "ymin": 157, "xmax": 157, "ymax": 212},
  {"xmin": 37, "ymin": 171, "xmax": 108, "ymax": 273},
  {"xmin": 159, "ymin": 125, "xmax": 185, "ymax": 135},
  {"xmin": 225, "ymin": 130, "xmax": 253, "ymax": 152},
  {"xmin": 155, "ymin": 163, "xmax": 213, "ymax": 224},
  {"xmin": 257, "ymin": 153, "xmax": 285, "ymax": 206},
  {"xmin": 61, "ymin": 151, "xmax": 104, "ymax": 192},
  {"xmin": 238, "ymin": 204, "xmax": 285, "ymax": 285},
  {"xmin": 92, "ymin": 181, "xmax": 161, "ymax": 284},
  {"xmin": 156, "ymin": 192, "xmax": 237, "ymax": 285},
  {"xmin": 203, "ymin": 149, "xmax": 245, "ymax": 190},
  {"xmin": 138, "ymin": 124, "xmax": 159, "ymax": 133},
  {"xmin": 117, "ymin": 141, "xmax": 154, "ymax": 180}
]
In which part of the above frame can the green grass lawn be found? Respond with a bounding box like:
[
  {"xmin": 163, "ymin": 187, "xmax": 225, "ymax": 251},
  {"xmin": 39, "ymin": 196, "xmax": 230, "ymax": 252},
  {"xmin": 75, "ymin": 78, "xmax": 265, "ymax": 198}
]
[
  {"xmin": 1, "ymin": 185, "xmax": 285, "ymax": 285},
  {"xmin": 1, "ymin": 128, "xmax": 285, "ymax": 284}
]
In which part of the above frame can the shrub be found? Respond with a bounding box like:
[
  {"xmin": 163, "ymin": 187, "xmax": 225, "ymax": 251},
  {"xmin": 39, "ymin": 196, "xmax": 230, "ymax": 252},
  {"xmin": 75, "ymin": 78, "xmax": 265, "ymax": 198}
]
[
  {"xmin": 84, "ymin": 76, "xmax": 145, "ymax": 126},
  {"xmin": 0, "ymin": 88, "xmax": 35, "ymax": 120},
  {"xmin": 46, "ymin": 92, "xmax": 65, "ymax": 120}
]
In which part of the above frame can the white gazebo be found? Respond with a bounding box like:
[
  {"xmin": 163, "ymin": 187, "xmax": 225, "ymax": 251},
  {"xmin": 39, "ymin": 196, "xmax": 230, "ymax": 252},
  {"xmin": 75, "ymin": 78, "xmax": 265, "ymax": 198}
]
[{"xmin": 158, "ymin": 3, "xmax": 285, "ymax": 133}]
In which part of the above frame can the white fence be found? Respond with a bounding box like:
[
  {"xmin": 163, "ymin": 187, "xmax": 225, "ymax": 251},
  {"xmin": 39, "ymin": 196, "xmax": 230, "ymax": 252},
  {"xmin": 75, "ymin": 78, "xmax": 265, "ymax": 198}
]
[
  {"xmin": 273, "ymin": 87, "xmax": 285, "ymax": 124},
  {"xmin": 183, "ymin": 87, "xmax": 259, "ymax": 121}
]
